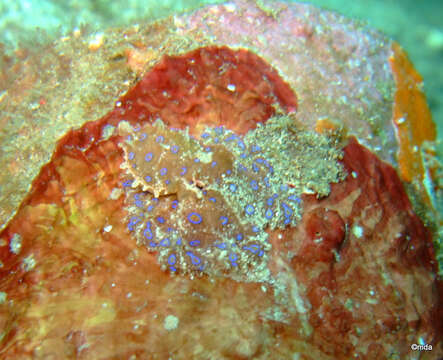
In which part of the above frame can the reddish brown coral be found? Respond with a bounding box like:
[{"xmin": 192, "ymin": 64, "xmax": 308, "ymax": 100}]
[{"xmin": 0, "ymin": 42, "xmax": 441, "ymax": 360}]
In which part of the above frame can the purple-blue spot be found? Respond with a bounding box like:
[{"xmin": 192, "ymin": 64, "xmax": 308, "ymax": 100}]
[
  {"xmin": 170, "ymin": 145, "xmax": 179, "ymax": 154},
  {"xmin": 215, "ymin": 243, "xmax": 227, "ymax": 249},
  {"xmin": 211, "ymin": 161, "xmax": 217, "ymax": 167},
  {"xmin": 128, "ymin": 152, "xmax": 135, "ymax": 160},
  {"xmin": 250, "ymin": 180, "xmax": 258, "ymax": 190},
  {"xmin": 171, "ymin": 200, "xmax": 179, "ymax": 209},
  {"xmin": 156, "ymin": 135, "xmax": 164, "ymax": 143},
  {"xmin": 245, "ymin": 204, "xmax": 255, "ymax": 215},
  {"xmin": 252, "ymin": 225, "xmax": 260, "ymax": 233},
  {"xmin": 145, "ymin": 152, "xmax": 153, "ymax": 162},
  {"xmin": 160, "ymin": 238, "xmax": 170, "ymax": 247},
  {"xmin": 236, "ymin": 233, "xmax": 243, "ymax": 241},
  {"xmin": 189, "ymin": 240, "xmax": 201, "ymax": 247},
  {"xmin": 168, "ymin": 254, "xmax": 176, "ymax": 265},
  {"xmin": 187, "ymin": 212, "xmax": 203, "ymax": 224},
  {"xmin": 180, "ymin": 167, "xmax": 187, "ymax": 175},
  {"xmin": 156, "ymin": 216, "xmax": 165, "ymax": 224},
  {"xmin": 220, "ymin": 216, "xmax": 228, "ymax": 225},
  {"xmin": 145, "ymin": 175, "xmax": 152, "ymax": 182},
  {"xmin": 229, "ymin": 183, "xmax": 237, "ymax": 193},
  {"xmin": 186, "ymin": 251, "xmax": 202, "ymax": 265},
  {"xmin": 194, "ymin": 158, "xmax": 200, "ymax": 163},
  {"xmin": 229, "ymin": 253, "xmax": 238, "ymax": 266},
  {"xmin": 160, "ymin": 168, "xmax": 168, "ymax": 176},
  {"xmin": 265, "ymin": 208, "xmax": 273, "ymax": 219},
  {"xmin": 243, "ymin": 244, "xmax": 260, "ymax": 254},
  {"xmin": 122, "ymin": 179, "xmax": 133, "ymax": 187},
  {"xmin": 209, "ymin": 197, "xmax": 216, "ymax": 203}
]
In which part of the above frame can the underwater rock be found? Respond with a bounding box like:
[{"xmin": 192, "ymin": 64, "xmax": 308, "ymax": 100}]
[{"xmin": 0, "ymin": 0, "xmax": 441, "ymax": 359}]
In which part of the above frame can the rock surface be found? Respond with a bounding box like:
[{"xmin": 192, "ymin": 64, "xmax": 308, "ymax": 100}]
[{"xmin": 0, "ymin": 1, "xmax": 441, "ymax": 359}]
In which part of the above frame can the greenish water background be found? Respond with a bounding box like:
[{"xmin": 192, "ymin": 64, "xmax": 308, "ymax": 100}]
[{"xmin": 0, "ymin": 0, "xmax": 442, "ymax": 154}]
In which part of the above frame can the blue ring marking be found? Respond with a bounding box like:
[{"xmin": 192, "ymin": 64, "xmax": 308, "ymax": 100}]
[
  {"xmin": 189, "ymin": 240, "xmax": 201, "ymax": 247},
  {"xmin": 211, "ymin": 161, "xmax": 217, "ymax": 167},
  {"xmin": 169, "ymin": 266, "xmax": 177, "ymax": 272},
  {"xmin": 220, "ymin": 216, "xmax": 228, "ymax": 225},
  {"xmin": 214, "ymin": 126, "xmax": 223, "ymax": 135},
  {"xmin": 135, "ymin": 200, "xmax": 143, "ymax": 208},
  {"xmin": 128, "ymin": 152, "xmax": 135, "ymax": 160},
  {"xmin": 215, "ymin": 243, "xmax": 227, "ymax": 249},
  {"xmin": 122, "ymin": 179, "xmax": 133, "ymax": 187},
  {"xmin": 133, "ymin": 193, "xmax": 141, "ymax": 200},
  {"xmin": 202, "ymin": 190, "xmax": 207, "ymax": 195},
  {"xmin": 243, "ymin": 244, "xmax": 260, "ymax": 254},
  {"xmin": 170, "ymin": 145, "xmax": 179, "ymax": 154},
  {"xmin": 229, "ymin": 183, "xmax": 237, "ymax": 193},
  {"xmin": 186, "ymin": 251, "xmax": 201, "ymax": 265},
  {"xmin": 252, "ymin": 225, "xmax": 260, "ymax": 233},
  {"xmin": 205, "ymin": 146, "xmax": 211, "ymax": 152},
  {"xmin": 209, "ymin": 197, "xmax": 216, "ymax": 203},
  {"xmin": 147, "ymin": 205, "xmax": 154, "ymax": 212},
  {"xmin": 149, "ymin": 241, "xmax": 158, "ymax": 247},
  {"xmin": 282, "ymin": 202, "xmax": 293, "ymax": 218},
  {"xmin": 187, "ymin": 212, "xmax": 203, "ymax": 224},
  {"xmin": 180, "ymin": 167, "xmax": 187, "ymax": 175},
  {"xmin": 238, "ymin": 164, "xmax": 247, "ymax": 172},
  {"xmin": 288, "ymin": 195, "xmax": 301, "ymax": 203},
  {"xmin": 168, "ymin": 254, "xmax": 176, "ymax": 265},
  {"xmin": 160, "ymin": 238, "xmax": 170, "ymax": 247},
  {"xmin": 264, "ymin": 177, "xmax": 271, "ymax": 187},
  {"xmin": 139, "ymin": 133, "xmax": 147, "ymax": 140},
  {"xmin": 155, "ymin": 135, "xmax": 164, "ymax": 143},
  {"xmin": 194, "ymin": 158, "xmax": 200, "ymax": 163},
  {"xmin": 156, "ymin": 216, "xmax": 165, "ymax": 224},
  {"xmin": 160, "ymin": 168, "xmax": 168, "ymax": 176},
  {"xmin": 171, "ymin": 200, "xmax": 179, "ymax": 209},
  {"xmin": 237, "ymin": 140, "xmax": 246, "ymax": 150},
  {"xmin": 224, "ymin": 134, "xmax": 237, "ymax": 142},
  {"xmin": 129, "ymin": 216, "xmax": 141, "ymax": 225},
  {"xmin": 127, "ymin": 223, "xmax": 135, "ymax": 231},
  {"xmin": 201, "ymin": 132, "xmax": 210, "ymax": 139},
  {"xmin": 145, "ymin": 175, "xmax": 152, "ymax": 182},
  {"xmin": 236, "ymin": 233, "xmax": 243, "ymax": 241},
  {"xmin": 284, "ymin": 218, "xmax": 291, "ymax": 225},
  {"xmin": 252, "ymin": 163, "xmax": 259, "ymax": 173},
  {"xmin": 251, "ymin": 145, "xmax": 261, "ymax": 153},
  {"xmin": 229, "ymin": 253, "xmax": 238, "ymax": 266},
  {"xmin": 267, "ymin": 197, "xmax": 274, "ymax": 206},
  {"xmin": 250, "ymin": 180, "xmax": 258, "ymax": 191},
  {"xmin": 144, "ymin": 228, "xmax": 154, "ymax": 240},
  {"xmin": 265, "ymin": 208, "xmax": 273, "ymax": 219},
  {"xmin": 176, "ymin": 238, "xmax": 182, "ymax": 246},
  {"xmin": 280, "ymin": 184, "xmax": 289, "ymax": 191},
  {"xmin": 245, "ymin": 204, "xmax": 255, "ymax": 215},
  {"xmin": 226, "ymin": 169, "xmax": 232, "ymax": 175},
  {"xmin": 145, "ymin": 152, "xmax": 153, "ymax": 162}
]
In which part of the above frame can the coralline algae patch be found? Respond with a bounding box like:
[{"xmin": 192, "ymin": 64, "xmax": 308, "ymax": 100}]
[{"xmin": 118, "ymin": 115, "xmax": 344, "ymax": 280}]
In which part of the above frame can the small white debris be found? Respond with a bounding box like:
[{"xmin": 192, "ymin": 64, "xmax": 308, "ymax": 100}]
[
  {"xmin": 0, "ymin": 292, "xmax": 6, "ymax": 303},
  {"xmin": 22, "ymin": 254, "xmax": 36, "ymax": 271},
  {"xmin": 103, "ymin": 225, "xmax": 113, "ymax": 233},
  {"xmin": 10, "ymin": 233, "xmax": 22, "ymax": 255},
  {"xmin": 352, "ymin": 224, "xmax": 363, "ymax": 239},
  {"xmin": 227, "ymin": 84, "xmax": 236, "ymax": 92},
  {"xmin": 126, "ymin": 292, "xmax": 132, "ymax": 299},
  {"xmin": 88, "ymin": 32, "xmax": 104, "ymax": 51},
  {"xmin": 109, "ymin": 188, "xmax": 123, "ymax": 200},
  {"xmin": 351, "ymin": 171, "xmax": 358, "ymax": 178},
  {"xmin": 164, "ymin": 315, "xmax": 179, "ymax": 331},
  {"xmin": 261, "ymin": 285, "xmax": 267, "ymax": 293},
  {"xmin": 396, "ymin": 117, "xmax": 405, "ymax": 125},
  {"xmin": 102, "ymin": 124, "xmax": 115, "ymax": 140}
]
